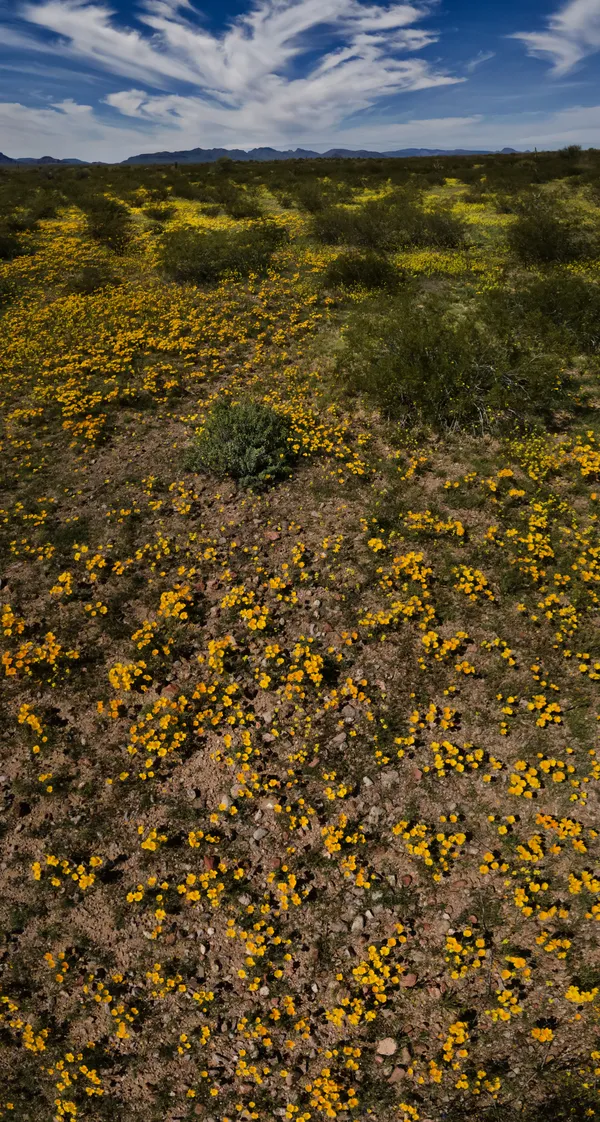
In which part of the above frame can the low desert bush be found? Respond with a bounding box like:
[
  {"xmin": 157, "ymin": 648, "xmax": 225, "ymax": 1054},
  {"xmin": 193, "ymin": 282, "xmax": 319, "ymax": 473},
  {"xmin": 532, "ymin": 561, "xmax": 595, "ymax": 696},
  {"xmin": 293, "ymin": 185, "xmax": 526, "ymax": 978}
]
[
  {"xmin": 83, "ymin": 196, "xmax": 133, "ymax": 254},
  {"xmin": 158, "ymin": 222, "xmax": 287, "ymax": 284},
  {"xmin": 338, "ymin": 293, "xmax": 568, "ymax": 432},
  {"xmin": 507, "ymin": 193, "xmax": 599, "ymax": 262},
  {"xmin": 0, "ymin": 230, "xmax": 26, "ymax": 260},
  {"xmin": 67, "ymin": 263, "xmax": 118, "ymax": 295},
  {"xmin": 294, "ymin": 181, "xmax": 351, "ymax": 213},
  {"xmin": 313, "ymin": 193, "xmax": 465, "ymax": 251},
  {"xmin": 217, "ymin": 186, "xmax": 263, "ymax": 219},
  {"xmin": 186, "ymin": 401, "xmax": 294, "ymax": 488},
  {"xmin": 486, "ymin": 272, "xmax": 600, "ymax": 353},
  {"xmin": 0, "ymin": 275, "xmax": 17, "ymax": 305},
  {"xmin": 411, "ymin": 206, "xmax": 466, "ymax": 248},
  {"xmin": 312, "ymin": 205, "xmax": 356, "ymax": 245},
  {"xmin": 522, "ymin": 273, "xmax": 600, "ymax": 351},
  {"xmin": 323, "ymin": 251, "xmax": 400, "ymax": 290},
  {"xmin": 143, "ymin": 204, "xmax": 175, "ymax": 222},
  {"xmin": 5, "ymin": 212, "xmax": 39, "ymax": 234}
]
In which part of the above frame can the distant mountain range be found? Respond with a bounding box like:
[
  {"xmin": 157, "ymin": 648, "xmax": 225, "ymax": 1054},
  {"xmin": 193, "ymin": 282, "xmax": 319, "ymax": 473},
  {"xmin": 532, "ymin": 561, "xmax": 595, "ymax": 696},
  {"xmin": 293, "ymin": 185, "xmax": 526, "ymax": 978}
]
[
  {"xmin": 124, "ymin": 145, "xmax": 518, "ymax": 164},
  {"xmin": 0, "ymin": 146, "xmax": 519, "ymax": 167},
  {"xmin": 0, "ymin": 153, "xmax": 85, "ymax": 165}
]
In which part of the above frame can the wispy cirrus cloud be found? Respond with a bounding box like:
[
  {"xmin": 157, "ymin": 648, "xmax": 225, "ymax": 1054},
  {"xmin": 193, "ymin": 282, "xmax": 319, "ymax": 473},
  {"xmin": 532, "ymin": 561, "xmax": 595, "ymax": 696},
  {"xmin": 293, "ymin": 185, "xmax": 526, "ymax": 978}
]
[
  {"xmin": 6, "ymin": 0, "xmax": 460, "ymax": 148},
  {"xmin": 464, "ymin": 49, "xmax": 495, "ymax": 73},
  {"xmin": 512, "ymin": 0, "xmax": 600, "ymax": 76}
]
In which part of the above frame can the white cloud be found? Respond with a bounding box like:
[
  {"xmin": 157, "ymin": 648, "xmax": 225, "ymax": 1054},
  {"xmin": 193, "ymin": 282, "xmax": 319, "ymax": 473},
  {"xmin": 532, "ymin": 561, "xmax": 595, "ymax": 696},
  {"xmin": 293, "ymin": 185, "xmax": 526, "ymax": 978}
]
[
  {"xmin": 5, "ymin": 0, "xmax": 462, "ymax": 152},
  {"xmin": 465, "ymin": 49, "xmax": 495, "ymax": 73},
  {"xmin": 2, "ymin": 0, "xmax": 599, "ymax": 160},
  {"xmin": 512, "ymin": 0, "xmax": 600, "ymax": 76},
  {"xmin": 0, "ymin": 100, "xmax": 486, "ymax": 158},
  {"xmin": 19, "ymin": 0, "xmax": 452, "ymax": 92},
  {"xmin": 2, "ymin": 96, "xmax": 600, "ymax": 162},
  {"xmin": 517, "ymin": 101, "xmax": 600, "ymax": 144},
  {"xmin": 0, "ymin": 96, "xmax": 144, "ymax": 157}
]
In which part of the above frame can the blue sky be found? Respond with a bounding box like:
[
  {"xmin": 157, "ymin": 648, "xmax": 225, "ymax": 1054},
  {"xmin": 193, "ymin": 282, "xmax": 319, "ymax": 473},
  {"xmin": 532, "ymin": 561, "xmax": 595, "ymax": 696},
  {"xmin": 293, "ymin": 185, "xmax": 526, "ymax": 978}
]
[{"xmin": 0, "ymin": 0, "xmax": 600, "ymax": 159}]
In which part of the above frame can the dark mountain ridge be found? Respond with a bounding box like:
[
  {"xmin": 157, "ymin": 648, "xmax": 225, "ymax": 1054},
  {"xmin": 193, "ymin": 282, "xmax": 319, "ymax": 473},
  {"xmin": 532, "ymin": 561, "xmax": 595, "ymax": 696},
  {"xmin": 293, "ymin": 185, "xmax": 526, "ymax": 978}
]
[
  {"xmin": 0, "ymin": 146, "xmax": 519, "ymax": 167},
  {"xmin": 122, "ymin": 145, "xmax": 518, "ymax": 165},
  {"xmin": 0, "ymin": 153, "xmax": 85, "ymax": 166}
]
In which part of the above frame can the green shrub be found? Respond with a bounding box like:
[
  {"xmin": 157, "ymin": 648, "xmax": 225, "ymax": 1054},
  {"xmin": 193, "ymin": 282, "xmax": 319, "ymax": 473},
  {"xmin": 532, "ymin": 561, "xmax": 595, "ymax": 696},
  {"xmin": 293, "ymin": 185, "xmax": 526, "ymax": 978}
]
[
  {"xmin": 217, "ymin": 186, "xmax": 262, "ymax": 219},
  {"xmin": 337, "ymin": 293, "xmax": 569, "ymax": 432},
  {"xmin": 186, "ymin": 401, "xmax": 294, "ymax": 487},
  {"xmin": 158, "ymin": 222, "xmax": 287, "ymax": 284},
  {"xmin": 144, "ymin": 185, "xmax": 171, "ymax": 203},
  {"xmin": 294, "ymin": 182, "xmax": 330, "ymax": 213},
  {"xmin": 0, "ymin": 231, "xmax": 25, "ymax": 260},
  {"xmin": 83, "ymin": 196, "xmax": 133, "ymax": 254},
  {"xmin": 5, "ymin": 212, "xmax": 39, "ymax": 234},
  {"xmin": 416, "ymin": 207, "xmax": 466, "ymax": 248},
  {"xmin": 312, "ymin": 205, "xmax": 356, "ymax": 245},
  {"xmin": 67, "ymin": 263, "xmax": 118, "ymax": 295},
  {"xmin": 29, "ymin": 193, "xmax": 62, "ymax": 220},
  {"xmin": 523, "ymin": 273, "xmax": 600, "ymax": 351},
  {"xmin": 143, "ymin": 204, "xmax": 175, "ymax": 222},
  {"xmin": 507, "ymin": 193, "xmax": 599, "ymax": 262},
  {"xmin": 486, "ymin": 272, "xmax": 600, "ymax": 353},
  {"xmin": 313, "ymin": 193, "xmax": 465, "ymax": 251},
  {"xmin": 0, "ymin": 275, "xmax": 17, "ymax": 305},
  {"xmin": 323, "ymin": 251, "xmax": 401, "ymax": 291},
  {"xmin": 202, "ymin": 203, "xmax": 222, "ymax": 217}
]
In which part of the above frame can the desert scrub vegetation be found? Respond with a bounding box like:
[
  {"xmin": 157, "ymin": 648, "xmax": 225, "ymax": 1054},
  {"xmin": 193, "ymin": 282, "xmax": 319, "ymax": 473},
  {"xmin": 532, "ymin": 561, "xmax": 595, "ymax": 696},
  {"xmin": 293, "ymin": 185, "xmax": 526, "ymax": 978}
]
[
  {"xmin": 323, "ymin": 250, "xmax": 401, "ymax": 291},
  {"xmin": 313, "ymin": 189, "xmax": 466, "ymax": 251},
  {"xmin": 0, "ymin": 229, "xmax": 26, "ymax": 260},
  {"xmin": 507, "ymin": 191, "xmax": 600, "ymax": 263},
  {"xmin": 1, "ymin": 151, "xmax": 600, "ymax": 1122},
  {"xmin": 158, "ymin": 220, "xmax": 287, "ymax": 282},
  {"xmin": 484, "ymin": 271, "xmax": 600, "ymax": 354},
  {"xmin": 338, "ymin": 291, "xmax": 569, "ymax": 431},
  {"xmin": 185, "ymin": 400, "xmax": 294, "ymax": 487},
  {"xmin": 80, "ymin": 194, "xmax": 134, "ymax": 254},
  {"xmin": 142, "ymin": 203, "xmax": 176, "ymax": 222}
]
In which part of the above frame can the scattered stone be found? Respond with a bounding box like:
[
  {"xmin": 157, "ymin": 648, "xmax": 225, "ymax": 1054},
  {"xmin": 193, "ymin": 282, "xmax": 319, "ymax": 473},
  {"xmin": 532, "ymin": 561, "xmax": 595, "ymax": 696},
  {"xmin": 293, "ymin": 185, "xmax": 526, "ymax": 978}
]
[{"xmin": 376, "ymin": 1038, "xmax": 397, "ymax": 1056}]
